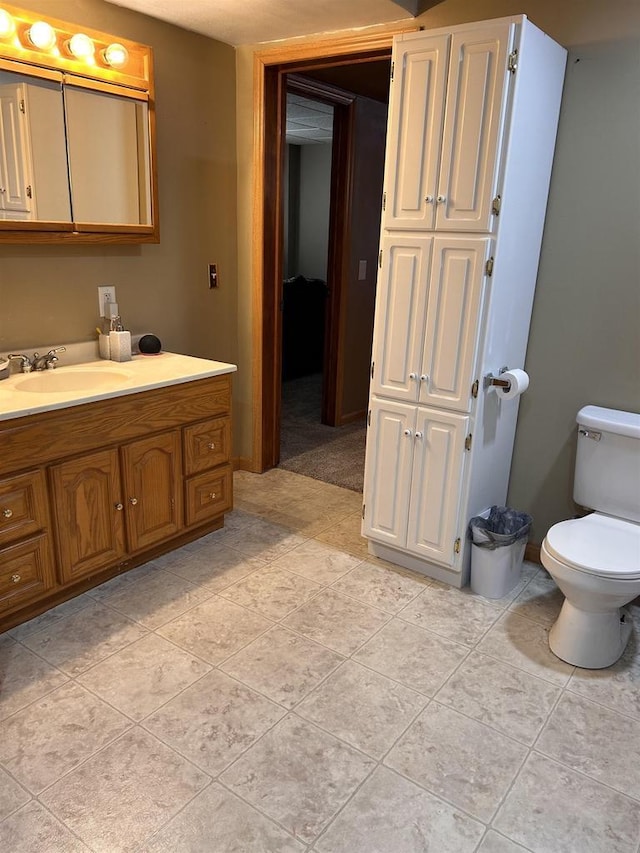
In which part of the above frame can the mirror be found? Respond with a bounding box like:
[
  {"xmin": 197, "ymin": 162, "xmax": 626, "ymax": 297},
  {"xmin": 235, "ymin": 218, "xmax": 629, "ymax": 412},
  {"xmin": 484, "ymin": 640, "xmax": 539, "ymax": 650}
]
[
  {"xmin": 0, "ymin": 4, "xmax": 157, "ymax": 243},
  {"xmin": 65, "ymin": 86, "xmax": 151, "ymax": 226}
]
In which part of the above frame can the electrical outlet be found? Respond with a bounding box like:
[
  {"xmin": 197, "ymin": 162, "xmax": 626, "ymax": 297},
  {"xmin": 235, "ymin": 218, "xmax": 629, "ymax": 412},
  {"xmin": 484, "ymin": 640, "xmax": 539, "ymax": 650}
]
[
  {"xmin": 208, "ymin": 264, "xmax": 218, "ymax": 289},
  {"xmin": 98, "ymin": 285, "xmax": 116, "ymax": 317}
]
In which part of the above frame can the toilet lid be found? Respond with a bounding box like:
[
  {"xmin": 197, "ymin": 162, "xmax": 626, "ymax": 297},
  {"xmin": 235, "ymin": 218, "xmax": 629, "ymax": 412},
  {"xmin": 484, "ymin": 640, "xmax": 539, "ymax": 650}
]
[{"xmin": 545, "ymin": 514, "xmax": 640, "ymax": 579}]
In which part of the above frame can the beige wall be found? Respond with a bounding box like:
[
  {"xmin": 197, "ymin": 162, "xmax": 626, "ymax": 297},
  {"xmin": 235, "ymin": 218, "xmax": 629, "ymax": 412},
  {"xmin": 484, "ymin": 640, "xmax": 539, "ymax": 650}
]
[
  {"xmin": 0, "ymin": 0, "xmax": 238, "ymax": 387},
  {"xmin": 236, "ymin": 0, "xmax": 640, "ymax": 540}
]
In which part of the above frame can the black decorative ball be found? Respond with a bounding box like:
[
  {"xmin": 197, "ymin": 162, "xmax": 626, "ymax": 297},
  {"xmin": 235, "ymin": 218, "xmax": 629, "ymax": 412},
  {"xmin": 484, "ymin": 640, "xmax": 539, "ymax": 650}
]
[{"xmin": 138, "ymin": 334, "xmax": 162, "ymax": 354}]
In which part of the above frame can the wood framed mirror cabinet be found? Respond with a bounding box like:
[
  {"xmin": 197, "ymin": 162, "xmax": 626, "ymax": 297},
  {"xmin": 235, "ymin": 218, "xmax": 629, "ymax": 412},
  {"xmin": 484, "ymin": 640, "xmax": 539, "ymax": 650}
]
[{"xmin": 0, "ymin": 2, "xmax": 158, "ymax": 243}]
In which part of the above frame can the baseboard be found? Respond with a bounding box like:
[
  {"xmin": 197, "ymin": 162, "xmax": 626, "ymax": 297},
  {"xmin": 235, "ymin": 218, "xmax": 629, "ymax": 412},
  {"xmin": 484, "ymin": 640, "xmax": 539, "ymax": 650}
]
[
  {"xmin": 339, "ymin": 408, "xmax": 367, "ymax": 426},
  {"xmin": 525, "ymin": 541, "xmax": 542, "ymax": 565},
  {"xmin": 233, "ymin": 456, "xmax": 260, "ymax": 472}
]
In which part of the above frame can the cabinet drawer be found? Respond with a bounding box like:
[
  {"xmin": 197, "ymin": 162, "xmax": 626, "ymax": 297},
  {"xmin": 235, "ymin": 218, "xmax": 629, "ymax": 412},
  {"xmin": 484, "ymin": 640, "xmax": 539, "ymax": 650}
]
[
  {"xmin": 185, "ymin": 465, "xmax": 232, "ymax": 527},
  {"xmin": 0, "ymin": 534, "xmax": 56, "ymax": 615},
  {"xmin": 183, "ymin": 417, "xmax": 231, "ymax": 476},
  {"xmin": 0, "ymin": 470, "xmax": 50, "ymax": 548}
]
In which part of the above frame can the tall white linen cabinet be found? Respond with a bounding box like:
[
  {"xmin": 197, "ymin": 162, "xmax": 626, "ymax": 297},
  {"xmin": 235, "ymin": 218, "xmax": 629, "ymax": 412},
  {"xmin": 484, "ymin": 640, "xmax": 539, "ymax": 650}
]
[{"xmin": 362, "ymin": 16, "xmax": 567, "ymax": 586}]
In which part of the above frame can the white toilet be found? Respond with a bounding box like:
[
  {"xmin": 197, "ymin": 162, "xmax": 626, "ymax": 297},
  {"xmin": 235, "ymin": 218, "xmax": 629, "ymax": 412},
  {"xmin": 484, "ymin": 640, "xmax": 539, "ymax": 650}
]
[{"xmin": 541, "ymin": 406, "xmax": 640, "ymax": 669}]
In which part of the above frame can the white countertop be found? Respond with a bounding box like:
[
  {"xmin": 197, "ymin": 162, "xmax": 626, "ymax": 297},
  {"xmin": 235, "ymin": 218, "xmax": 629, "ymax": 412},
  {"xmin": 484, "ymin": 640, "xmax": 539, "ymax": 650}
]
[{"xmin": 0, "ymin": 352, "xmax": 237, "ymax": 421}]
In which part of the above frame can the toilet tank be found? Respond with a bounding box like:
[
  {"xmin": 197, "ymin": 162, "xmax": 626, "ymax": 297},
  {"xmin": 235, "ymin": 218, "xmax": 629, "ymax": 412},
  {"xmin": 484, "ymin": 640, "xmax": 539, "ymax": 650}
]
[{"xmin": 574, "ymin": 406, "xmax": 640, "ymax": 523}]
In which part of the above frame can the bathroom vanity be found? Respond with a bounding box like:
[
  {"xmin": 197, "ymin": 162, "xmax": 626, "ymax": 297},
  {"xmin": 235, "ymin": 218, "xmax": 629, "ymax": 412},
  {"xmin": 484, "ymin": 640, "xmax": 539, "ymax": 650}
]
[{"xmin": 0, "ymin": 353, "xmax": 236, "ymax": 631}]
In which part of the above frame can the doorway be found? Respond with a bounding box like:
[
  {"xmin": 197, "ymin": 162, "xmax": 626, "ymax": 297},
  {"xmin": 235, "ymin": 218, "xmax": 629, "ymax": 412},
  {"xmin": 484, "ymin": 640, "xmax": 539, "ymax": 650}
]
[{"xmin": 254, "ymin": 35, "xmax": 396, "ymax": 483}]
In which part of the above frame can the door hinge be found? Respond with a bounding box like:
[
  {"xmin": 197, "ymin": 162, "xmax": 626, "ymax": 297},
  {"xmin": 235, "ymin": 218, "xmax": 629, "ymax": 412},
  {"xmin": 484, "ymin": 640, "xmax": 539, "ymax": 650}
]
[
  {"xmin": 471, "ymin": 379, "xmax": 479, "ymax": 399},
  {"xmin": 26, "ymin": 185, "xmax": 32, "ymax": 198},
  {"xmin": 378, "ymin": 249, "xmax": 383, "ymax": 268},
  {"xmin": 367, "ymin": 409, "xmax": 371, "ymax": 427},
  {"xmin": 454, "ymin": 537, "xmax": 461, "ymax": 554},
  {"xmin": 485, "ymin": 257, "xmax": 494, "ymax": 277},
  {"xmin": 508, "ymin": 50, "xmax": 518, "ymax": 74},
  {"xmin": 362, "ymin": 504, "xmax": 366, "ymax": 520},
  {"xmin": 491, "ymin": 195, "xmax": 501, "ymax": 216},
  {"xmin": 370, "ymin": 361, "xmax": 375, "ymax": 380},
  {"xmin": 19, "ymin": 99, "xmax": 25, "ymax": 113},
  {"xmin": 390, "ymin": 61, "xmax": 394, "ymax": 81},
  {"xmin": 464, "ymin": 433, "xmax": 472, "ymax": 451},
  {"xmin": 382, "ymin": 191, "xmax": 386, "ymax": 211}
]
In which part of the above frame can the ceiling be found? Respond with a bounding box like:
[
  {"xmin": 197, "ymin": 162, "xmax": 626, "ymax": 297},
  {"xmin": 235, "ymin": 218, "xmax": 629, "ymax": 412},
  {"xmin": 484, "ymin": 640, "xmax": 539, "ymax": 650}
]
[{"xmin": 103, "ymin": 0, "xmax": 439, "ymax": 47}]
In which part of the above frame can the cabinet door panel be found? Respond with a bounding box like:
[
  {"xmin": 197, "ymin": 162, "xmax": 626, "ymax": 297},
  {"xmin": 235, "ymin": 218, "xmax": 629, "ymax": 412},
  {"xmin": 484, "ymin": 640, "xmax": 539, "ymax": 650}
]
[
  {"xmin": 0, "ymin": 534, "xmax": 55, "ymax": 615},
  {"xmin": 183, "ymin": 416, "xmax": 231, "ymax": 476},
  {"xmin": 407, "ymin": 409, "xmax": 468, "ymax": 567},
  {"xmin": 383, "ymin": 36, "xmax": 449, "ymax": 230},
  {"xmin": 185, "ymin": 465, "xmax": 232, "ymax": 527},
  {"xmin": 122, "ymin": 430, "xmax": 182, "ymax": 552},
  {"xmin": 0, "ymin": 469, "xmax": 49, "ymax": 548},
  {"xmin": 420, "ymin": 236, "xmax": 490, "ymax": 412},
  {"xmin": 371, "ymin": 235, "xmax": 432, "ymax": 402},
  {"xmin": 50, "ymin": 449, "xmax": 125, "ymax": 583},
  {"xmin": 437, "ymin": 23, "xmax": 513, "ymax": 231},
  {"xmin": 363, "ymin": 400, "xmax": 415, "ymax": 548}
]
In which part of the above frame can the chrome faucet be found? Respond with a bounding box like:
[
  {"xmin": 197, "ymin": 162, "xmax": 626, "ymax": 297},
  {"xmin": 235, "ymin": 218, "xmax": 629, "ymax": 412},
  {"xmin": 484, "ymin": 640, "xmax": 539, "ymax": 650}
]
[
  {"xmin": 7, "ymin": 346, "xmax": 66, "ymax": 373},
  {"xmin": 31, "ymin": 347, "xmax": 66, "ymax": 371},
  {"xmin": 7, "ymin": 354, "xmax": 33, "ymax": 373}
]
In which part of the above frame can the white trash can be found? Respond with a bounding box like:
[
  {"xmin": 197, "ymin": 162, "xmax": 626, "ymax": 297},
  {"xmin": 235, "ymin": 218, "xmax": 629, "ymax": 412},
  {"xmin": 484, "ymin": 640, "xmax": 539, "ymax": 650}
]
[{"xmin": 470, "ymin": 538, "xmax": 527, "ymax": 599}]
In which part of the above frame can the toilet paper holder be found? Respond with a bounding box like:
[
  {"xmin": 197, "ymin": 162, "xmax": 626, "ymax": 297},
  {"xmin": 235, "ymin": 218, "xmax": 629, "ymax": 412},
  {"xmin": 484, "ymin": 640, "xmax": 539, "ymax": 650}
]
[{"xmin": 483, "ymin": 366, "xmax": 511, "ymax": 391}]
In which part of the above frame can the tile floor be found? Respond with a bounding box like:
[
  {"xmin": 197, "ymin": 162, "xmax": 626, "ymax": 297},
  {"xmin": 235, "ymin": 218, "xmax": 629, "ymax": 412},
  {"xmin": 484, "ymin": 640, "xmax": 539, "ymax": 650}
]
[{"xmin": 1, "ymin": 468, "xmax": 639, "ymax": 853}]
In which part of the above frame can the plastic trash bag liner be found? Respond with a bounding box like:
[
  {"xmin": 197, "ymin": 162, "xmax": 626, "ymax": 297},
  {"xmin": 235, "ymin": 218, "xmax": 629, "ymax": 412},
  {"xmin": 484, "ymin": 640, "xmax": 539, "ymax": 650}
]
[{"xmin": 469, "ymin": 505, "xmax": 532, "ymax": 550}]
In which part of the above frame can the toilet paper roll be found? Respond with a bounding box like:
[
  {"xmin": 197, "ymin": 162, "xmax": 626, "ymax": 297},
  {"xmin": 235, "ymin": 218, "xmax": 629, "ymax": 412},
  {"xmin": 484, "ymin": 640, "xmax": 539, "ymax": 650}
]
[{"xmin": 497, "ymin": 368, "xmax": 529, "ymax": 400}]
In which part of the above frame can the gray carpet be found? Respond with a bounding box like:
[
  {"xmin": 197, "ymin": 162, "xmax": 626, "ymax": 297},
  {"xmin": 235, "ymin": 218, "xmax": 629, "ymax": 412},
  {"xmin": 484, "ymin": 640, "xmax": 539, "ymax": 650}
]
[{"xmin": 278, "ymin": 374, "xmax": 366, "ymax": 492}]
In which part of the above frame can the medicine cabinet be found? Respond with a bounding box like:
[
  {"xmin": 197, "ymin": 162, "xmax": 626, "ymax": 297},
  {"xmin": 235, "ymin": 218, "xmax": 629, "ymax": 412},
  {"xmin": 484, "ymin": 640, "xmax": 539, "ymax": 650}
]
[{"xmin": 0, "ymin": 2, "xmax": 158, "ymax": 243}]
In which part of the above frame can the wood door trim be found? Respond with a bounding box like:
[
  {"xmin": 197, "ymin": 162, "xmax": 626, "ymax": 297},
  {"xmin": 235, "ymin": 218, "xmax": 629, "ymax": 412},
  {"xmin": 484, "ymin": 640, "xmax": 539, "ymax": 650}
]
[{"xmin": 253, "ymin": 29, "xmax": 405, "ymax": 471}]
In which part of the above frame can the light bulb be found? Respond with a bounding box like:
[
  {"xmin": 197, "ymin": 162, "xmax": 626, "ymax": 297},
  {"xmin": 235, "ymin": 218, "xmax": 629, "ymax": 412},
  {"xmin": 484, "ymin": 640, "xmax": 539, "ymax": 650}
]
[
  {"xmin": 28, "ymin": 20, "xmax": 56, "ymax": 51},
  {"xmin": 103, "ymin": 42, "xmax": 128, "ymax": 68},
  {"xmin": 0, "ymin": 9, "xmax": 15, "ymax": 39},
  {"xmin": 68, "ymin": 32, "xmax": 95, "ymax": 59}
]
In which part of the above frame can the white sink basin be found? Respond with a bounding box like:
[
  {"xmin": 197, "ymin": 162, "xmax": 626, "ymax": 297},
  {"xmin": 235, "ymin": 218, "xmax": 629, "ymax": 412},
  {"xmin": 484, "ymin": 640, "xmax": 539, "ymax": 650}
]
[{"xmin": 14, "ymin": 370, "xmax": 131, "ymax": 394}]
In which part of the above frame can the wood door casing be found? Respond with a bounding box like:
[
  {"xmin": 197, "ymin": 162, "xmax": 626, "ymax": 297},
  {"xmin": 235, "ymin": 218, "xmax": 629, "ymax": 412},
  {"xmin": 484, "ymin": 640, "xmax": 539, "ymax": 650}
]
[
  {"xmin": 121, "ymin": 430, "xmax": 183, "ymax": 552},
  {"xmin": 50, "ymin": 448, "xmax": 126, "ymax": 583}
]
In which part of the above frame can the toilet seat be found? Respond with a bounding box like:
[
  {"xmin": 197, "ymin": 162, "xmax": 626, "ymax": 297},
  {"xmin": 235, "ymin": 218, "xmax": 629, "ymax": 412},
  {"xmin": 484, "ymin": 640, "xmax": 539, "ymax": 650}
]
[{"xmin": 545, "ymin": 513, "xmax": 640, "ymax": 580}]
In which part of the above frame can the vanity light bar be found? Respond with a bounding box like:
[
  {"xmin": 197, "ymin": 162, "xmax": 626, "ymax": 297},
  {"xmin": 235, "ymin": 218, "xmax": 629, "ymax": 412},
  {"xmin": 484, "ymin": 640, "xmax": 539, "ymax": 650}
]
[{"xmin": 0, "ymin": 6, "xmax": 129, "ymax": 70}]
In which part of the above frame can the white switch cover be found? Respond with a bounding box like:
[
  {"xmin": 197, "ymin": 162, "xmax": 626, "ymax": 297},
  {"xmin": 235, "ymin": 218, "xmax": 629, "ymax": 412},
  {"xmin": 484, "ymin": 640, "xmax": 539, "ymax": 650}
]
[
  {"xmin": 98, "ymin": 286, "xmax": 116, "ymax": 317},
  {"xmin": 358, "ymin": 260, "xmax": 367, "ymax": 281}
]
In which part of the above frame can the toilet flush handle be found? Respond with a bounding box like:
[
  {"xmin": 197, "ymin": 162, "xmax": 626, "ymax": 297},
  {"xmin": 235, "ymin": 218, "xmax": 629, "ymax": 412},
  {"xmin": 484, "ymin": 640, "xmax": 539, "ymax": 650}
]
[{"xmin": 579, "ymin": 428, "xmax": 601, "ymax": 442}]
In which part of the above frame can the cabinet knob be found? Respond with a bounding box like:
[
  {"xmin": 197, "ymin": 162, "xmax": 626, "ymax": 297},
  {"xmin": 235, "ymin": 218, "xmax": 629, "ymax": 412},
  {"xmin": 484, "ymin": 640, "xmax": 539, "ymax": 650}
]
[
  {"xmin": 420, "ymin": 374, "xmax": 429, "ymax": 383},
  {"xmin": 425, "ymin": 195, "xmax": 434, "ymax": 204},
  {"xmin": 408, "ymin": 372, "xmax": 417, "ymax": 380},
  {"xmin": 114, "ymin": 503, "xmax": 124, "ymax": 511},
  {"xmin": 208, "ymin": 492, "xmax": 217, "ymax": 500},
  {"xmin": 403, "ymin": 429, "xmax": 412, "ymax": 437},
  {"xmin": 2, "ymin": 508, "xmax": 12, "ymax": 519},
  {"xmin": 129, "ymin": 497, "xmax": 138, "ymax": 506},
  {"xmin": 436, "ymin": 195, "xmax": 446, "ymax": 204},
  {"xmin": 207, "ymin": 442, "xmax": 216, "ymax": 450},
  {"xmin": 415, "ymin": 431, "xmax": 424, "ymax": 439},
  {"xmin": 11, "ymin": 573, "xmax": 21, "ymax": 584}
]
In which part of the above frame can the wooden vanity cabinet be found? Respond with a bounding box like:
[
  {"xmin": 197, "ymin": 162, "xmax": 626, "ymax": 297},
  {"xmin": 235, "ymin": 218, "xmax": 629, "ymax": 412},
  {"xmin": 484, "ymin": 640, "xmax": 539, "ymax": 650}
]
[{"xmin": 0, "ymin": 374, "xmax": 233, "ymax": 630}]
